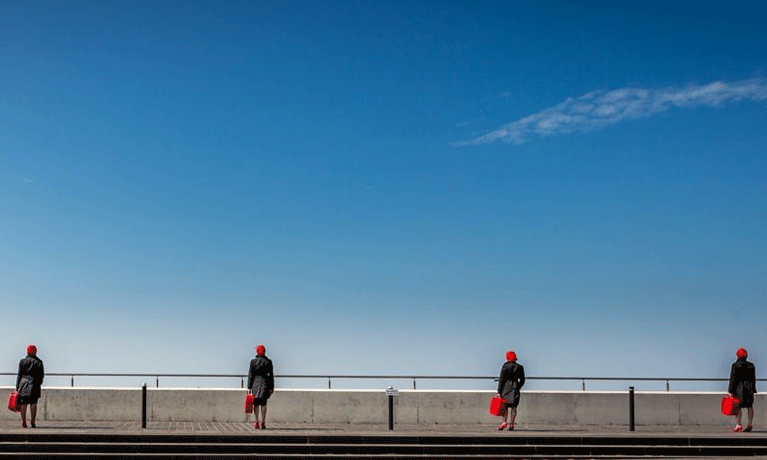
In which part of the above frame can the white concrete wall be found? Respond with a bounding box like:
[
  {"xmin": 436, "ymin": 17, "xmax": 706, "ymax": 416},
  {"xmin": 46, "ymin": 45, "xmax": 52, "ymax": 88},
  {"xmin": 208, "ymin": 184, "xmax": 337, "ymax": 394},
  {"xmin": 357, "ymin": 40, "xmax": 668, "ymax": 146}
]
[{"xmin": 1, "ymin": 386, "xmax": 761, "ymax": 426}]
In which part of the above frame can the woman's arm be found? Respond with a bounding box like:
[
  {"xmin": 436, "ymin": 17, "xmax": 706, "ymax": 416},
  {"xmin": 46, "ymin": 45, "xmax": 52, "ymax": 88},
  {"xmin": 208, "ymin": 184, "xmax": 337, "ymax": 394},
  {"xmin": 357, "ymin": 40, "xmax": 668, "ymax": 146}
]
[
  {"xmin": 247, "ymin": 361, "xmax": 254, "ymax": 390},
  {"xmin": 267, "ymin": 361, "xmax": 275, "ymax": 393},
  {"xmin": 496, "ymin": 365, "xmax": 506, "ymax": 394},
  {"xmin": 728, "ymin": 363, "xmax": 737, "ymax": 395}
]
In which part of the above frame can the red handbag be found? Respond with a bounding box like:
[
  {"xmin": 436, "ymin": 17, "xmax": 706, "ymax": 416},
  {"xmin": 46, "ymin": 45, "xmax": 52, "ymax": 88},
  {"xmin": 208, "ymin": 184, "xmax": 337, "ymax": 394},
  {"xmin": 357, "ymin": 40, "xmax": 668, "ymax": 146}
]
[
  {"xmin": 721, "ymin": 395, "xmax": 740, "ymax": 416},
  {"xmin": 244, "ymin": 393, "xmax": 254, "ymax": 413},
  {"xmin": 7, "ymin": 391, "xmax": 20, "ymax": 413},
  {"xmin": 489, "ymin": 396, "xmax": 506, "ymax": 416}
]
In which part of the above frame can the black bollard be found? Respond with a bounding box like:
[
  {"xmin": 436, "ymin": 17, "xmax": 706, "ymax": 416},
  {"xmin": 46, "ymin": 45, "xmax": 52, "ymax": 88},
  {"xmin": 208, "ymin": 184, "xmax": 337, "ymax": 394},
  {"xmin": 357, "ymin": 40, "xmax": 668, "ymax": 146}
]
[
  {"xmin": 629, "ymin": 386, "xmax": 635, "ymax": 432},
  {"xmin": 142, "ymin": 383, "xmax": 147, "ymax": 429},
  {"xmin": 385, "ymin": 386, "xmax": 398, "ymax": 430}
]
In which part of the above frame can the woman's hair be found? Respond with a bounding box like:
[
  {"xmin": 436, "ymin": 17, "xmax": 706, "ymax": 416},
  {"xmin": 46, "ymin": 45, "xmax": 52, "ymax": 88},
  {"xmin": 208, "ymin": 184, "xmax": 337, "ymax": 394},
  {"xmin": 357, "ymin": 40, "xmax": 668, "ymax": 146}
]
[
  {"xmin": 256, "ymin": 344, "xmax": 266, "ymax": 356},
  {"xmin": 26, "ymin": 344, "xmax": 37, "ymax": 355},
  {"xmin": 736, "ymin": 348, "xmax": 748, "ymax": 359},
  {"xmin": 506, "ymin": 351, "xmax": 517, "ymax": 362}
]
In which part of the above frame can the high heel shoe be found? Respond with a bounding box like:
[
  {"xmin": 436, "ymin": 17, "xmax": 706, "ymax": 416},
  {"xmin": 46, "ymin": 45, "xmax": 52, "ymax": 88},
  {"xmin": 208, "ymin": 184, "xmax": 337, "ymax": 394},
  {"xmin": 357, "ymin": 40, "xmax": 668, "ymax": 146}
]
[
  {"xmin": 744, "ymin": 425, "xmax": 753, "ymax": 432},
  {"xmin": 497, "ymin": 422, "xmax": 507, "ymax": 430}
]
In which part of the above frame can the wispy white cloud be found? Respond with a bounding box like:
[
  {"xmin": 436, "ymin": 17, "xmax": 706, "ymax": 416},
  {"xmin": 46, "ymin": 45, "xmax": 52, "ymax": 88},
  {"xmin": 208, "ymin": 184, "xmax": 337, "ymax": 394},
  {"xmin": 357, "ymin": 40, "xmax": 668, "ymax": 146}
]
[
  {"xmin": 23, "ymin": 175, "xmax": 34, "ymax": 183},
  {"xmin": 453, "ymin": 78, "xmax": 767, "ymax": 146}
]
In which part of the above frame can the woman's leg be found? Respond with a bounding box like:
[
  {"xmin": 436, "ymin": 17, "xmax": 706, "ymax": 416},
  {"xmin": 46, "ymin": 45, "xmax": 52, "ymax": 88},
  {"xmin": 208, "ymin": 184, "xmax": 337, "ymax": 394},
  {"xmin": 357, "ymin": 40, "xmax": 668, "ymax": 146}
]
[
  {"xmin": 19, "ymin": 404, "xmax": 27, "ymax": 427},
  {"xmin": 253, "ymin": 406, "xmax": 261, "ymax": 429},
  {"xmin": 498, "ymin": 404, "xmax": 509, "ymax": 429},
  {"xmin": 747, "ymin": 407, "xmax": 754, "ymax": 428},
  {"xmin": 30, "ymin": 404, "xmax": 37, "ymax": 427},
  {"xmin": 260, "ymin": 405, "xmax": 267, "ymax": 429}
]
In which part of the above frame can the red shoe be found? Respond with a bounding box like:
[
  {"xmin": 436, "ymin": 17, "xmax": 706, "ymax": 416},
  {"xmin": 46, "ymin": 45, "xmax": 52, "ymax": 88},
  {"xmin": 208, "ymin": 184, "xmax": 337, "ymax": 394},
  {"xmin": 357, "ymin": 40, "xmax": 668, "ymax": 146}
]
[
  {"xmin": 744, "ymin": 425, "xmax": 753, "ymax": 432},
  {"xmin": 253, "ymin": 422, "xmax": 260, "ymax": 430},
  {"xmin": 733, "ymin": 425, "xmax": 744, "ymax": 432},
  {"xmin": 497, "ymin": 422, "xmax": 507, "ymax": 430}
]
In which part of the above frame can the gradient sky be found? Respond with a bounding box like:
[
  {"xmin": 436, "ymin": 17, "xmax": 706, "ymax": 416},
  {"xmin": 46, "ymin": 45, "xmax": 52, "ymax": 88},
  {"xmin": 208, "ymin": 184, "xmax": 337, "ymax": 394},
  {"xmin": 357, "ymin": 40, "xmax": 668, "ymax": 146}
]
[{"xmin": 2, "ymin": 1, "xmax": 766, "ymax": 390}]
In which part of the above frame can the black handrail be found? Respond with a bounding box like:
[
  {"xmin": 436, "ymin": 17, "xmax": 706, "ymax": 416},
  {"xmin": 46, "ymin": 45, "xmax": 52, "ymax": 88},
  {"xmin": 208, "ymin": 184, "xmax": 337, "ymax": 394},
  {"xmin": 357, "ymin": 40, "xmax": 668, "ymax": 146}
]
[{"xmin": 2, "ymin": 372, "xmax": 761, "ymax": 390}]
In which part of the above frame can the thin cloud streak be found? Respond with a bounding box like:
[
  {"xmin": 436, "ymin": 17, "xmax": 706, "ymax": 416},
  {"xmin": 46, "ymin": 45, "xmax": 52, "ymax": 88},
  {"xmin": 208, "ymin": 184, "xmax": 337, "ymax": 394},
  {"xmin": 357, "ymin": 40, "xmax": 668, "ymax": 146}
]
[{"xmin": 454, "ymin": 79, "xmax": 767, "ymax": 146}]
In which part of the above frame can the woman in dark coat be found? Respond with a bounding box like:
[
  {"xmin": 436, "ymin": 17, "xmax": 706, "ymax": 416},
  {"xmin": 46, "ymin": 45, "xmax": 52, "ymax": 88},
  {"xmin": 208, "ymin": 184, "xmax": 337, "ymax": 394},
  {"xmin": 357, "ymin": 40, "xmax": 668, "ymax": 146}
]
[
  {"xmin": 247, "ymin": 344, "xmax": 274, "ymax": 429},
  {"xmin": 729, "ymin": 347, "xmax": 757, "ymax": 432},
  {"xmin": 496, "ymin": 350, "xmax": 525, "ymax": 431},
  {"xmin": 16, "ymin": 344, "xmax": 44, "ymax": 428}
]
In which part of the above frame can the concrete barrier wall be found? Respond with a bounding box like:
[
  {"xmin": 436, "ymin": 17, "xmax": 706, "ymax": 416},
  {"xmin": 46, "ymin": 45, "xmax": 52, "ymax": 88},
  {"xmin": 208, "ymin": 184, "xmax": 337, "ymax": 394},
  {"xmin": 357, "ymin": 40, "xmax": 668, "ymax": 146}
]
[{"xmin": 1, "ymin": 386, "xmax": 761, "ymax": 426}]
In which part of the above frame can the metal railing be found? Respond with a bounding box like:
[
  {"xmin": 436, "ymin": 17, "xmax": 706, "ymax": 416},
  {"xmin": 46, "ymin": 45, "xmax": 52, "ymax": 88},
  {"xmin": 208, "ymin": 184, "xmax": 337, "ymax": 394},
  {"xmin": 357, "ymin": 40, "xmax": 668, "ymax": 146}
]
[{"xmin": 3, "ymin": 372, "xmax": 762, "ymax": 391}]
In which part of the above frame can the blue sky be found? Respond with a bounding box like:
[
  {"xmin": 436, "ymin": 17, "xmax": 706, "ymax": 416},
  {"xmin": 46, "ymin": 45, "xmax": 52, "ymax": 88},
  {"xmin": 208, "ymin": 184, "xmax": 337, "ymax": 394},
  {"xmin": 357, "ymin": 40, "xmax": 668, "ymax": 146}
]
[{"xmin": 1, "ymin": 1, "xmax": 766, "ymax": 390}]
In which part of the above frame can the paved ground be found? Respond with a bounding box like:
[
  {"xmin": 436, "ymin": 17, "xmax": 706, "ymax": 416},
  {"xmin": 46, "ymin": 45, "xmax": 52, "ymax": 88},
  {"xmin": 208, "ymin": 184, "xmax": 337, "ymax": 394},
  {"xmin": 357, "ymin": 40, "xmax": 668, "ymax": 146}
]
[{"xmin": 0, "ymin": 421, "xmax": 762, "ymax": 437}]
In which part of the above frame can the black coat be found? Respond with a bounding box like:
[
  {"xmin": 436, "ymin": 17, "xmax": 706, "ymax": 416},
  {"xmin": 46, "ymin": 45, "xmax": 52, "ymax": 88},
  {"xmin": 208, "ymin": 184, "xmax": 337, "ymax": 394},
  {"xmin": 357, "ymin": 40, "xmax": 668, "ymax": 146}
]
[
  {"xmin": 247, "ymin": 355, "xmax": 274, "ymax": 400},
  {"xmin": 497, "ymin": 361, "xmax": 525, "ymax": 406},
  {"xmin": 17, "ymin": 354, "xmax": 45, "ymax": 399},
  {"xmin": 729, "ymin": 358, "xmax": 757, "ymax": 407}
]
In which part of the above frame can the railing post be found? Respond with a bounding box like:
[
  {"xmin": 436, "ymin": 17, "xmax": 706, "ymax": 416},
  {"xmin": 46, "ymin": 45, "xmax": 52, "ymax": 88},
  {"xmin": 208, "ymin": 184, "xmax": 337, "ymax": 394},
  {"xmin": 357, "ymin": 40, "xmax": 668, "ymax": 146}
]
[
  {"xmin": 413, "ymin": 378, "xmax": 416, "ymax": 390},
  {"xmin": 141, "ymin": 383, "xmax": 147, "ymax": 429},
  {"xmin": 629, "ymin": 386, "xmax": 635, "ymax": 432},
  {"xmin": 71, "ymin": 375, "xmax": 74, "ymax": 387},
  {"xmin": 666, "ymin": 380, "xmax": 670, "ymax": 392},
  {"xmin": 328, "ymin": 378, "xmax": 331, "ymax": 389},
  {"xmin": 241, "ymin": 377, "xmax": 244, "ymax": 388},
  {"xmin": 582, "ymin": 379, "xmax": 586, "ymax": 391},
  {"xmin": 156, "ymin": 376, "xmax": 159, "ymax": 388}
]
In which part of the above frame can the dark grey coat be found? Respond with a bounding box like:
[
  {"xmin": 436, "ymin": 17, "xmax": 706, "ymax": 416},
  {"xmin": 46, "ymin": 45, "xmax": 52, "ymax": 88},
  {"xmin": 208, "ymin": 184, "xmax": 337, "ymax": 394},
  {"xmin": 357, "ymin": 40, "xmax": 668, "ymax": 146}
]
[
  {"xmin": 17, "ymin": 354, "xmax": 45, "ymax": 400},
  {"xmin": 247, "ymin": 355, "xmax": 274, "ymax": 400},
  {"xmin": 729, "ymin": 358, "xmax": 757, "ymax": 408},
  {"xmin": 497, "ymin": 361, "xmax": 525, "ymax": 407}
]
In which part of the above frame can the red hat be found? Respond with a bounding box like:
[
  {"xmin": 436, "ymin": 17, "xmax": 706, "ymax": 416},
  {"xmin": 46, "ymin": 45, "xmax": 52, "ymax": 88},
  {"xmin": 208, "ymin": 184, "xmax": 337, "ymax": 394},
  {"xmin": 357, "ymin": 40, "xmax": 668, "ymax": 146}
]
[
  {"xmin": 26, "ymin": 344, "xmax": 37, "ymax": 355},
  {"xmin": 506, "ymin": 351, "xmax": 517, "ymax": 362},
  {"xmin": 256, "ymin": 344, "xmax": 266, "ymax": 356},
  {"xmin": 736, "ymin": 348, "xmax": 748, "ymax": 359}
]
